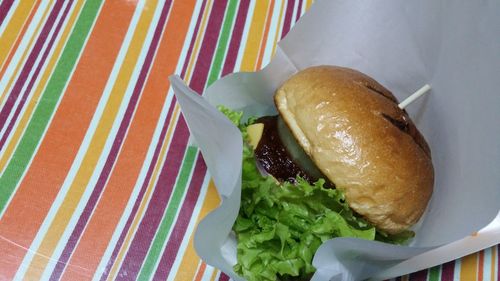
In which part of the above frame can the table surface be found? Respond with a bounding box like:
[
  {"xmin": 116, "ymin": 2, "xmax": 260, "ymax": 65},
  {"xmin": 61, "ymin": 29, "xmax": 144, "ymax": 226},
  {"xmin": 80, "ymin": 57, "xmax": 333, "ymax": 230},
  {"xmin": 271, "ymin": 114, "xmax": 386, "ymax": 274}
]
[{"xmin": 0, "ymin": 0, "xmax": 497, "ymax": 280}]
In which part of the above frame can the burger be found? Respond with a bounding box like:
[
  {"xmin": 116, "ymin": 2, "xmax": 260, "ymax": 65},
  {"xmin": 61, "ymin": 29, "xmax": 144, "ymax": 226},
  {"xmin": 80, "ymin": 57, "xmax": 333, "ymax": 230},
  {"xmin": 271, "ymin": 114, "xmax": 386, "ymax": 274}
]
[{"xmin": 220, "ymin": 66, "xmax": 434, "ymax": 281}]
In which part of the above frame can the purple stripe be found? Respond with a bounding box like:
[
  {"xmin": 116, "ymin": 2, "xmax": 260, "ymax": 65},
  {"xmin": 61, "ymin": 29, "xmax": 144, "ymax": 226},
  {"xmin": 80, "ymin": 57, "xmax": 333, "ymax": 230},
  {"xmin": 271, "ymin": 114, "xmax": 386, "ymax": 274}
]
[
  {"xmin": 114, "ymin": 118, "xmax": 190, "ymax": 280},
  {"xmin": 189, "ymin": 0, "xmax": 229, "ymax": 94},
  {"xmin": 113, "ymin": 0, "xmax": 228, "ymax": 276},
  {"xmin": 409, "ymin": 269, "xmax": 428, "ymax": 281},
  {"xmin": 0, "ymin": 0, "xmax": 74, "ymax": 150},
  {"xmin": 440, "ymin": 261, "xmax": 455, "ymax": 281},
  {"xmin": 221, "ymin": 0, "xmax": 249, "ymax": 76},
  {"xmin": 98, "ymin": 1, "xmax": 209, "ymax": 277},
  {"xmin": 218, "ymin": 273, "xmax": 230, "ymax": 281},
  {"xmin": 152, "ymin": 155, "xmax": 207, "ymax": 280},
  {"xmin": 179, "ymin": 0, "xmax": 207, "ymax": 79},
  {"xmin": 0, "ymin": 0, "xmax": 64, "ymax": 132},
  {"xmin": 0, "ymin": 0, "xmax": 14, "ymax": 27},
  {"xmin": 295, "ymin": 0, "xmax": 303, "ymax": 22},
  {"xmin": 98, "ymin": 100, "xmax": 177, "ymax": 281},
  {"xmin": 48, "ymin": 1, "xmax": 174, "ymax": 279},
  {"xmin": 280, "ymin": 0, "xmax": 295, "ymax": 39}
]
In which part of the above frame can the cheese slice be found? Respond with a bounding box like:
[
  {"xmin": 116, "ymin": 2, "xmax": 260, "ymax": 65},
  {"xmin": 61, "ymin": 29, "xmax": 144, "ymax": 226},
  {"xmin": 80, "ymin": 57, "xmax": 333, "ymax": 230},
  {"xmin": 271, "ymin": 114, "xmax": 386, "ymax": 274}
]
[{"xmin": 247, "ymin": 123, "xmax": 264, "ymax": 149}]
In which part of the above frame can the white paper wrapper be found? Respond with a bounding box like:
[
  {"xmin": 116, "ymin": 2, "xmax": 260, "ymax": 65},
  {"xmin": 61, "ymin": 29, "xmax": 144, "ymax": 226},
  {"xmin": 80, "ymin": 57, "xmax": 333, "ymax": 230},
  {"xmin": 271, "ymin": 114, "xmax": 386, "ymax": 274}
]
[{"xmin": 169, "ymin": 0, "xmax": 500, "ymax": 280}]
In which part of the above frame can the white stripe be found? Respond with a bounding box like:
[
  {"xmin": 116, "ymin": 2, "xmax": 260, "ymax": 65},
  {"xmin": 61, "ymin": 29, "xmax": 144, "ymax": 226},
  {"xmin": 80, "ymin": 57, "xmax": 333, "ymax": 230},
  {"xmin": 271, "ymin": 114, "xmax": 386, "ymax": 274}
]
[
  {"xmin": 0, "ymin": 0, "xmax": 21, "ymax": 38},
  {"xmin": 0, "ymin": 0, "xmax": 76, "ymax": 162},
  {"xmin": 0, "ymin": 0, "xmax": 54, "ymax": 106},
  {"xmin": 453, "ymin": 260, "xmax": 461, "ymax": 281},
  {"xmin": 484, "ymin": 248, "xmax": 492, "ymax": 281},
  {"xmin": 261, "ymin": 0, "xmax": 284, "ymax": 67},
  {"xmin": 93, "ymin": 0, "xmax": 206, "ymax": 277},
  {"xmin": 33, "ymin": 0, "xmax": 154, "ymax": 279},
  {"xmin": 233, "ymin": 0, "xmax": 256, "ymax": 71},
  {"xmin": 164, "ymin": 173, "xmax": 211, "ymax": 281},
  {"xmin": 202, "ymin": 264, "xmax": 216, "ymax": 281},
  {"xmin": 10, "ymin": 0, "xmax": 105, "ymax": 278}
]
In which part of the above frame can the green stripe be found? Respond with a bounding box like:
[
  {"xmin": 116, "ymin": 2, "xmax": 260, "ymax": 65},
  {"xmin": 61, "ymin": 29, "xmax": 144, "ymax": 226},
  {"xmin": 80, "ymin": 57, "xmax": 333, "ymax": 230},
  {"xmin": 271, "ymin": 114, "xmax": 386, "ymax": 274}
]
[
  {"xmin": 137, "ymin": 146, "xmax": 198, "ymax": 280},
  {"xmin": 429, "ymin": 265, "xmax": 441, "ymax": 281},
  {"xmin": 206, "ymin": 0, "xmax": 239, "ymax": 86},
  {"xmin": 0, "ymin": 0, "xmax": 103, "ymax": 213},
  {"xmin": 137, "ymin": 1, "xmax": 239, "ymax": 278}
]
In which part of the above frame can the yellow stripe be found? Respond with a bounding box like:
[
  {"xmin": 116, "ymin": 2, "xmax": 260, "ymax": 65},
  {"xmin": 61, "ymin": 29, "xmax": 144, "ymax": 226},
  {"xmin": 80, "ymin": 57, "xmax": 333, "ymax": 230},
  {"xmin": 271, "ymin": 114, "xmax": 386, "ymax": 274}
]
[
  {"xmin": 183, "ymin": 0, "xmax": 213, "ymax": 81},
  {"xmin": 22, "ymin": 1, "xmax": 159, "ymax": 278},
  {"xmin": 460, "ymin": 252, "xmax": 478, "ymax": 281},
  {"xmin": 105, "ymin": 106, "xmax": 181, "ymax": 281},
  {"xmin": 0, "ymin": 0, "xmax": 72, "ymax": 173},
  {"xmin": 492, "ymin": 246, "xmax": 497, "ymax": 281},
  {"xmin": 0, "ymin": 0, "xmax": 54, "ymax": 104},
  {"xmin": 172, "ymin": 181, "xmax": 221, "ymax": 281},
  {"xmin": 239, "ymin": 0, "xmax": 269, "ymax": 72},
  {"xmin": 104, "ymin": 1, "xmax": 214, "ymax": 276},
  {"xmin": 306, "ymin": 0, "xmax": 314, "ymax": 11},
  {"xmin": 210, "ymin": 269, "xmax": 218, "ymax": 281},
  {"xmin": 270, "ymin": 0, "xmax": 285, "ymax": 57},
  {"xmin": 0, "ymin": 1, "xmax": 38, "ymax": 70}
]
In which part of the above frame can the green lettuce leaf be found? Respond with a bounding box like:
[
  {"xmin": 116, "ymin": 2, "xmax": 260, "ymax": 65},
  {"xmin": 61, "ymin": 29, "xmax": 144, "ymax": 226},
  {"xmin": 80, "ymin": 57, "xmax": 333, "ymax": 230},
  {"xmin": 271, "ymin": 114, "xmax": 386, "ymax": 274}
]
[{"xmin": 218, "ymin": 106, "xmax": 411, "ymax": 281}]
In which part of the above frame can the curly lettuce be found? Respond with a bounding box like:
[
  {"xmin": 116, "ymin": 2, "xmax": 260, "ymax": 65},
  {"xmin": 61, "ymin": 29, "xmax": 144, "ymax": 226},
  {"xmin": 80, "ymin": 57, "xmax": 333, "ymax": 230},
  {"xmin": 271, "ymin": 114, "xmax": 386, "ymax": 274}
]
[{"xmin": 218, "ymin": 106, "xmax": 411, "ymax": 281}]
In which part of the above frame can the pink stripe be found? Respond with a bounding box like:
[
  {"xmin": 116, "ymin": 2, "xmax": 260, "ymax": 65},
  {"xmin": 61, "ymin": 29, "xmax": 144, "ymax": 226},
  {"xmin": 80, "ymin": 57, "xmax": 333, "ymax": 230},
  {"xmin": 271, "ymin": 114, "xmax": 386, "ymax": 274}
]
[
  {"xmin": 295, "ymin": 0, "xmax": 303, "ymax": 22},
  {"xmin": 151, "ymin": 155, "xmax": 207, "ymax": 280},
  {"xmin": 218, "ymin": 272, "xmax": 230, "ymax": 281}
]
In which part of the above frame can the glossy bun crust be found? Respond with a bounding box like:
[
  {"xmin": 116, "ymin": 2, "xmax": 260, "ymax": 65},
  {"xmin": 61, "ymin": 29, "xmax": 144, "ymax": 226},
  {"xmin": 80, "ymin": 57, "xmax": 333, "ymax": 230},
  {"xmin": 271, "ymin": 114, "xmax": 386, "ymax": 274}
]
[{"xmin": 275, "ymin": 66, "xmax": 434, "ymax": 234}]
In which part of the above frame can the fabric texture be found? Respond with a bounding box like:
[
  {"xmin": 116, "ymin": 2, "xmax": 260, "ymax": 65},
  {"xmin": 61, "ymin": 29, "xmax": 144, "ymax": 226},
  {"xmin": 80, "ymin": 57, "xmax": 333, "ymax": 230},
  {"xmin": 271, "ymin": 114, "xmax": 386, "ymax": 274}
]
[{"xmin": 0, "ymin": 0, "xmax": 497, "ymax": 280}]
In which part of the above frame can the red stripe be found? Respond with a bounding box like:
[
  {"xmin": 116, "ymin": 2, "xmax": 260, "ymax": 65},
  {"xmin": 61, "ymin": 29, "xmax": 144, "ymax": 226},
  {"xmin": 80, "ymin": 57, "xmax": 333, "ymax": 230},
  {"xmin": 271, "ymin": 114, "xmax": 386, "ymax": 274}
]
[
  {"xmin": 218, "ymin": 272, "xmax": 230, "ymax": 281},
  {"xmin": 221, "ymin": 0, "xmax": 250, "ymax": 76},
  {"xmin": 152, "ymin": 155, "xmax": 207, "ymax": 279},
  {"xmin": 441, "ymin": 260, "xmax": 455, "ymax": 280},
  {"xmin": 114, "ymin": 117, "xmax": 190, "ymax": 280},
  {"xmin": 280, "ymin": 0, "xmax": 295, "ymax": 39},
  {"xmin": 189, "ymin": 0, "xmax": 229, "ymax": 94},
  {"xmin": 0, "ymin": 0, "xmax": 14, "ymax": 26},
  {"xmin": 409, "ymin": 269, "xmax": 428, "ymax": 281},
  {"xmin": 180, "ymin": 0, "xmax": 207, "ymax": 79},
  {"xmin": 49, "ymin": 0, "xmax": 173, "ymax": 278},
  {"xmin": 295, "ymin": 0, "xmax": 303, "ymax": 22}
]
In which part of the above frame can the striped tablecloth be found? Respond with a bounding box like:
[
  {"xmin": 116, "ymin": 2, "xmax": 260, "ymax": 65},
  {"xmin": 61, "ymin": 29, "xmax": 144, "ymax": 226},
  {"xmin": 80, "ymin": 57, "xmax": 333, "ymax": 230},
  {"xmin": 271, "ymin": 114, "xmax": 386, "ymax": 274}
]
[{"xmin": 0, "ymin": 1, "xmax": 497, "ymax": 280}]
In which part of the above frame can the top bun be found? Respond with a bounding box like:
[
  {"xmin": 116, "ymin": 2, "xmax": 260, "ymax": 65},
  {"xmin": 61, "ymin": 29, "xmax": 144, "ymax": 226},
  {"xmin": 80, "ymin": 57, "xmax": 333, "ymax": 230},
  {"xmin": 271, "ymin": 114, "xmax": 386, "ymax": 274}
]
[{"xmin": 274, "ymin": 66, "xmax": 434, "ymax": 234}]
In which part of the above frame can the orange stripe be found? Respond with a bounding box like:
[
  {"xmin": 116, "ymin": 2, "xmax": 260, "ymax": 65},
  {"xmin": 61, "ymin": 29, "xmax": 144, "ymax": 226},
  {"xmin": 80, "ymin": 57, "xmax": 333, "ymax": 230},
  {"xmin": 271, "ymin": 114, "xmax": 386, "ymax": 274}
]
[
  {"xmin": 492, "ymin": 246, "xmax": 497, "ymax": 281},
  {"xmin": 23, "ymin": 1, "xmax": 157, "ymax": 279},
  {"xmin": 0, "ymin": 0, "xmax": 82, "ymax": 173},
  {"xmin": 478, "ymin": 250, "xmax": 484, "ymax": 281},
  {"xmin": 0, "ymin": 0, "xmax": 50, "ymax": 105},
  {"xmin": 105, "ymin": 106, "xmax": 180, "ymax": 281},
  {"xmin": 460, "ymin": 252, "xmax": 478, "ymax": 281},
  {"xmin": 59, "ymin": 1, "xmax": 197, "ymax": 279},
  {"xmin": 0, "ymin": 1, "xmax": 41, "ymax": 86},
  {"xmin": 172, "ymin": 182, "xmax": 221, "ymax": 281},
  {"xmin": 194, "ymin": 262, "xmax": 207, "ymax": 281},
  {"xmin": 0, "ymin": 2, "xmax": 137, "ymax": 279},
  {"xmin": 239, "ymin": 0, "xmax": 269, "ymax": 71},
  {"xmin": 0, "ymin": 1, "xmax": 38, "ymax": 70},
  {"xmin": 255, "ymin": 0, "xmax": 274, "ymax": 70}
]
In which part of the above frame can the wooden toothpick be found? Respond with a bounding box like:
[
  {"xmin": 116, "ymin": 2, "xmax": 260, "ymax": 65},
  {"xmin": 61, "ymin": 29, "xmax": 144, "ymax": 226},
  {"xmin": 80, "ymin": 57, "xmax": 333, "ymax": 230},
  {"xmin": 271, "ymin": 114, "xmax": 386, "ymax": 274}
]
[{"xmin": 398, "ymin": 84, "xmax": 431, "ymax": 109}]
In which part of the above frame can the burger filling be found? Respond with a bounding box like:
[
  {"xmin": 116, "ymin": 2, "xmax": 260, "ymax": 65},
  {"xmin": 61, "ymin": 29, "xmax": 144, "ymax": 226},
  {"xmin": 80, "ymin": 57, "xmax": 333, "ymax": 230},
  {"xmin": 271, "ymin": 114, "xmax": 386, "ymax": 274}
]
[{"xmin": 218, "ymin": 106, "xmax": 413, "ymax": 281}]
